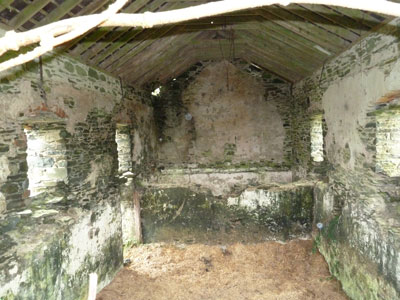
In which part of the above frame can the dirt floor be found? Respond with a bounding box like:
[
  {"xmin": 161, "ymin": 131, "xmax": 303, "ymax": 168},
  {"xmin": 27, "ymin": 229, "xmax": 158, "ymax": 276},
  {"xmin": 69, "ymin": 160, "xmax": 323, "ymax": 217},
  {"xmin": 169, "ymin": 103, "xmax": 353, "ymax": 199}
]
[{"xmin": 97, "ymin": 239, "xmax": 348, "ymax": 300}]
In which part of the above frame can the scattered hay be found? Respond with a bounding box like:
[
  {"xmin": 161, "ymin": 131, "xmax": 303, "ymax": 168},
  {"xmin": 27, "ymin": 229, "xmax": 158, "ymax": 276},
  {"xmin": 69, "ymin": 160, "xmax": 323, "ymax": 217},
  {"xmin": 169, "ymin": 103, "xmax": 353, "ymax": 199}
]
[{"xmin": 97, "ymin": 240, "xmax": 348, "ymax": 300}]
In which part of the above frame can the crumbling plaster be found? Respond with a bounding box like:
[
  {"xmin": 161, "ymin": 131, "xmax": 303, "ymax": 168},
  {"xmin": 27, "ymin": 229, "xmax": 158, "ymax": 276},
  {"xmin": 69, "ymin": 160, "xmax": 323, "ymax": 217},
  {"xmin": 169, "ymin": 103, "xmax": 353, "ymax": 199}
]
[
  {"xmin": 0, "ymin": 45, "xmax": 157, "ymax": 299},
  {"xmin": 293, "ymin": 17, "xmax": 400, "ymax": 299},
  {"xmin": 323, "ymin": 61, "xmax": 400, "ymax": 169}
]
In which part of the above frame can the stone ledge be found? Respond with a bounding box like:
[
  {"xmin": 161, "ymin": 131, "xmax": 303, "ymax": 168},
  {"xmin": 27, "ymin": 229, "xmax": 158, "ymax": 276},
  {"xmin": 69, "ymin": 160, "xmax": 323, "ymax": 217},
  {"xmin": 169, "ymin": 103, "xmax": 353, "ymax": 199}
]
[{"xmin": 148, "ymin": 169, "xmax": 293, "ymax": 197}]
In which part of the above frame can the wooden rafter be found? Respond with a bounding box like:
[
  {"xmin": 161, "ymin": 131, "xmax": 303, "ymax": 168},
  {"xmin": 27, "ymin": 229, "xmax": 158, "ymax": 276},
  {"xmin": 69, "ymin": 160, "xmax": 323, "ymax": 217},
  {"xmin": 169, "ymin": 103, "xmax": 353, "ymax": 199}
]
[{"xmin": 0, "ymin": 0, "xmax": 397, "ymax": 84}]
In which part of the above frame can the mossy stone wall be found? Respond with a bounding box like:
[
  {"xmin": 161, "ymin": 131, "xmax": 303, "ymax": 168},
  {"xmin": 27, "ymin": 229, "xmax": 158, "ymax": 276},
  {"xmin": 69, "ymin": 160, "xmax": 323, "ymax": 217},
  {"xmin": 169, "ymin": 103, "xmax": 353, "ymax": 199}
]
[
  {"xmin": 0, "ymin": 48, "xmax": 157, "ymax": 299},
  {"xmin": 141, "ymin": 183, "xmax": 314, "ymax": 243},
  {"xmin": 293, "ymin": 18, "xmax": 400, "ymax": 299},
  {"xmin": 152, "ymin": 59, "xmax": 292, "ymax": 170}
]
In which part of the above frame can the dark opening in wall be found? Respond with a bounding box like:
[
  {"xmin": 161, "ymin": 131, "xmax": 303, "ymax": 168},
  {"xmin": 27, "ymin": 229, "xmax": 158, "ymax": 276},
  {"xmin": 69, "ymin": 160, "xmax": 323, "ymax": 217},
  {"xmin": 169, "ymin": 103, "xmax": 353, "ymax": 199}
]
[
  {"xmin": 115, "ymin": 124, "xmax": 132, "ymax": 176},
  {"xmin": 25, "ymin": 126, "xmax": 68, "ymax": 196}
]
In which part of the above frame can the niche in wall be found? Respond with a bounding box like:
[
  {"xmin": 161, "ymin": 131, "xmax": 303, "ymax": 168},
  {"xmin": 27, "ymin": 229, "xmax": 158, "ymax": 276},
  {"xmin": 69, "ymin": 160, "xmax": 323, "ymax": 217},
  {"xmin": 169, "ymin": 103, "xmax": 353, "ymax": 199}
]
[
  {"xmin": 24, "ymin": 125, "xmax": 68, "ymax": 196},
  {"xmin": 115, "ymin": 124, "xmax": 132, "ymax": 176},
  {"xmin": 310, "ymin": 114, "xmax": 324, "ymax": 162},
  {"xmin": 376, "ymin": 109, "xmax": 400, "ymax": 177}
]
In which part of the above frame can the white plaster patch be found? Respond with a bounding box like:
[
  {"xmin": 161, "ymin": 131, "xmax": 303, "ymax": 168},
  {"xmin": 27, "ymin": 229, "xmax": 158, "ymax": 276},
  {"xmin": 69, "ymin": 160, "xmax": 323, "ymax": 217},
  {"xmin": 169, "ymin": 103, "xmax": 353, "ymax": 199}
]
[
  {"xmin": 310, "ymin": 115, "xmax": 324, "ymax": 162},
  {"xmin": 149, "ymin": 170, "xmax": 292, "ymax": 197},
  {"xmin": 227, "ymin": 189, "xmax": 278, "ymax": 214},
  {"xmin": 0, "ymin": 270, "xmax": 28, "ymax": 297},
  {"xmin": 376, "ymin": 111, "xmax": 400, "ymax": 177},
  {"xmin": 121, "ymin": 198, "xmax": 136, "ymax": 245},
  {"xmin": 0, "ymin": 156, "xmax": 10, "ymax": 182},
  {"xmin": 86, "ymin": 154, "xmax": 114, "ymax": 188},
  {"xmin": 0, "ymin": 193, "xmax": 6, "ymax": 214},
  {"xmin": 116, "ymin": 125, "xmax": 132, "ymax": 174},
  {"xmin": 64, "ymin": 203, "xmax": 121, "ymax": 276},
  {"xmin": 0, "ymin": 80, "xmax": 41, "ymax": 120},
  {"xmin": 132, "ymin": 131, "xmax": 143, "ymax": 164},
  {"xmin": 227, "ymin": 197, "xmax": 239, "ymax": 206},
  {"xmin": 9, "ymin": 264, "xmax": 18, "ymax": 275},
  {"xmin": 25, "ymin": 129, "xmax": 68, "ymax": 196},
  {"xmin": 322, "ymin": 71, "xmax": 377, "ymax": 168}
]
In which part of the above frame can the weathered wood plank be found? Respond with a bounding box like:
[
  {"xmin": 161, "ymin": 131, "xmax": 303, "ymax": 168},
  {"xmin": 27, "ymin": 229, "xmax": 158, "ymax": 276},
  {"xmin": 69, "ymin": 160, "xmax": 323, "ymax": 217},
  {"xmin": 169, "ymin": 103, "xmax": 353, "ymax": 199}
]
[
  {"xmin": 9, "ymin": 0, "xmax": 52, "ymax": 29},
  {"xmin": 115, "ymin": 30, "xmax": 199, "ymax": 78},
  {"xmin": 84, "ymin": 29, "xmax": 143, "ymax": 63},
  {"xmin": 332, "ymin": 6, "xmax": 386, "ymax": 28},
  {"xmin": 298, "ymin": 4, "xmax": 371, "ymax": 32},
  {"xmin": 0, "ymin": 0, "xmax": 14, "ymax": 11},
  {"xmin": 241, "ymin": 33, "xmax": 316, "ymax": 73},
  {"xmin": 138, "ymin": 53, "xmax": 196, "ymax": 84},
  {"xmin": 247, "ymin": 26, "xmax": 328, "ymax": 61},
  {"xmin": 66, "ymin": 0, "xmax": 160, "ymax": 56},
  {"xmin": 263, "ymin": 6, "xmax": 350, "ymax": 50},
  {"xmin": 78, "ymin": 0, "xmax": 111, "ymax": 16},
  {"xmin": 285, "ymin": 4, "xmax": 360, "ymax": 41},
  {"xmin": 242, "ymin": 50, "xmax": 300, "ymax": 82},
  {"xmin": 70, "ymin": 0, "xmax": 182, "ymax": 61},
  {"xmin": 36, "ymin": 0, "xmax": 82, "ymax": 27},
  {"xmin": 117, "ymin": 31, "xmax": 204, "ymax": 80},
  {"xmin": 246, "ymin": 42, "xmax": 310, "ymax": 77},
  {"xmin": 103, "ymin": 26, "xmax": 176, "ymax": 70},
  {"xmin": 96, "ymin": 0, "xmax": 209, "ymax": 68}
]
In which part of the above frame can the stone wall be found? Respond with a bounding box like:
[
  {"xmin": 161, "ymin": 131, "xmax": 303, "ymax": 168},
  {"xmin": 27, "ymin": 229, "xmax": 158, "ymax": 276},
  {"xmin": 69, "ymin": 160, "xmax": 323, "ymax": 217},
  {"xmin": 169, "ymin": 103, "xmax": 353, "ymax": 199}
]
[
  {"xmin": 141, "ymin": 182, "xmax": 314, "ymax": 243},
  {"xmin": 0, "ymin": 47, "xmax": 156, "ymax": 299},
  {"xmin": 143, "ymin": 60, "xmax": 296, "ymax": 244},
  {"xmin": 375, "ymin": 106, "xmax": 400, "ymax": 177},
  {"xmin": 153, "ymin": 60, "xmax": 291, "ymax": 169},
  {"xmin": 292, "ymin": 18, "xmax": 400, "ymax": 299}
]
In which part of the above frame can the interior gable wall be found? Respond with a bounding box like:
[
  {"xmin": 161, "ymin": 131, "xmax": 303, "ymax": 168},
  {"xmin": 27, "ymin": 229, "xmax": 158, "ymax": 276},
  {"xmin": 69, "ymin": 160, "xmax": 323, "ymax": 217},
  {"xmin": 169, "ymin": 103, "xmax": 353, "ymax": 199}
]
[
  {"xmin": 140, "ymin": 60, "xmax": 314, "ymax": 244},
  {"xmin": 155, "ymin": 60, "xmax": 292, "ymax": 169},
  {"xmin": 0, "ymin": 49, "xmax": 157, "ymax": 299},
  {"xmin": 292, "ymin": 17, "xmax": 400, "ymax": 299}
]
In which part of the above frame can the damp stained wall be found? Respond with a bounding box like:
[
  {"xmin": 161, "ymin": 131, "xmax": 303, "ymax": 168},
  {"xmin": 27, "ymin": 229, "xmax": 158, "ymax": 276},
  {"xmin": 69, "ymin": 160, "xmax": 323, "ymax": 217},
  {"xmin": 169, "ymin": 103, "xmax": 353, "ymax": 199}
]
[
  {"xmin": 155, "ymin": 60, "xmax": 291, "ymax": 168},
  {"xmin": 292, "ymin": 17, "xmax": 400, "ymax": 299},
  {"xmin": 142, "ymin": 60, "xmax": 312, "ymax": 243},
  {"xmin": 0, "ymin": 43, "xmax": 157, "ymax": 299}
]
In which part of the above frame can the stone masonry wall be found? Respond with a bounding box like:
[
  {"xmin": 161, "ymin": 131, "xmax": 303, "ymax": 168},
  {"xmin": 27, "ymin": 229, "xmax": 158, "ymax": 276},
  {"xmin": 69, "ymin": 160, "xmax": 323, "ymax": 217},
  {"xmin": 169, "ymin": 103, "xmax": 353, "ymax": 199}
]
[
  {"xmin": 292, "ymin": 17, "xmax": 400, "ymax": 299},
  {"xmin": 375, "ymin": 107, "xmax": 400, "ymax": 177},
  {"xmin": 153, "ymin": 59, "xmax": 291, "ymax": 170},
  {"xmin": 144, "ymin": 59, "xmax": 295, "ymax": 244},
  {"xmin": 141, "ymin": 182, "xmax": 314, "ymax": 243},
  {"xmin": 0, "ymin": 45, "xmax": 157, "ymax": 299}
]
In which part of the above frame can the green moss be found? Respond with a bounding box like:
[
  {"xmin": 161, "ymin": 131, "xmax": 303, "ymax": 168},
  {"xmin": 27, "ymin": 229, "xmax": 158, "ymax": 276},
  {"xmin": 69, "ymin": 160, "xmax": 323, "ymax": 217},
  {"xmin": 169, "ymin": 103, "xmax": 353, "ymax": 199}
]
[
  {"xmin": 88, "ymin": 68, "xmax": 99, "ymax": 80},
  {"xmin": 75, "ymin": 65, "xmax": 86, "ymax": 77},
  {"xmin": 64, "ymin": 61, "xmax": 74, "ymax": 73},
  {"xmin": 44, "ymin": 69, "xmax": 52, "ymax": 78},
  {"xmin": 202, "ymin": 150, "xmax": 212, "ymax": 157},
  {"xmin": 0, "ymin": 144, "xmax": 10, "ymax": 153},
  {"xmin": 141, "ymin": 185, "xmax": 314, "ymax": 243},
  {"xmin": 321, "ymin": 216, "xmax": 340, "ymax": 242},
  {"xmin": 318, "ymin": 238, "xmax": 399, "ymax": 300},
  {"xmin": 224, "ymin": 143, "xmax": 236, "ymax": 158},
  {"xmin": 0, "ymin": 183, "xmax": 19, "ymax": 194}
]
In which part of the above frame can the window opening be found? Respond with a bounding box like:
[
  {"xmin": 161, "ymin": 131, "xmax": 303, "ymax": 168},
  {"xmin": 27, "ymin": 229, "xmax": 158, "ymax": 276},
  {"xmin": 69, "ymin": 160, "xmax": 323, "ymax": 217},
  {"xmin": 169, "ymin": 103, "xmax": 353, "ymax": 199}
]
[
  {"xmin": 376, "ymin": 109, "xmax": 400, "ymax": 177},
  {"xmin": 310, "ymin": 114, "xmax": 324, "ymax": 162},
  {"xmin": 25, "ymin": 127, "xmax": 68, "ymax": 196},
  {"xmin": 115, "ymin": 124, "xmax": 132, "ymax": 176}
]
